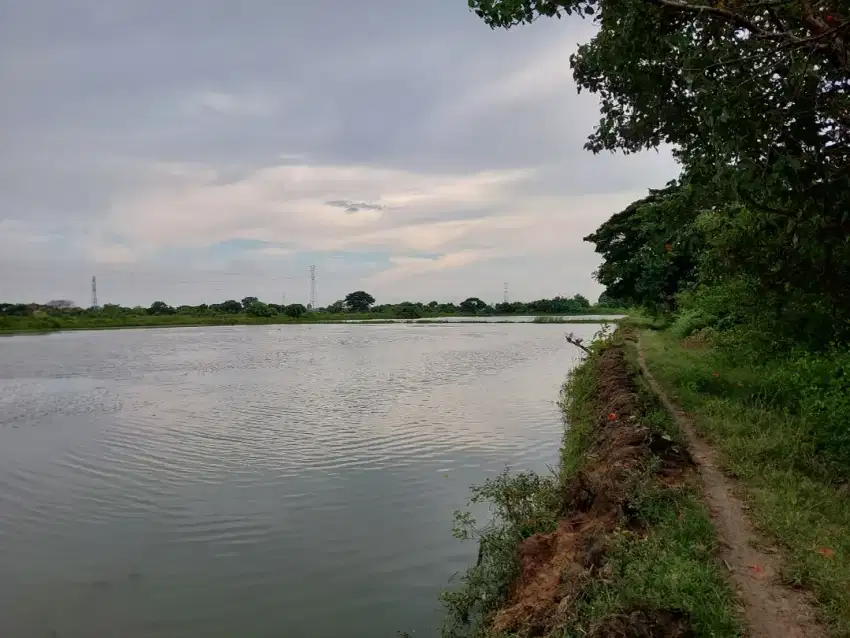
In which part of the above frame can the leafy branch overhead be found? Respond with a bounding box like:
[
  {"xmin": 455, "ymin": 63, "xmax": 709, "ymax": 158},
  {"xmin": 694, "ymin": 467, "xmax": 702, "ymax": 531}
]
[{"xmin": 471, "ymin": 0, "xmax": 850, "ymax": 345}]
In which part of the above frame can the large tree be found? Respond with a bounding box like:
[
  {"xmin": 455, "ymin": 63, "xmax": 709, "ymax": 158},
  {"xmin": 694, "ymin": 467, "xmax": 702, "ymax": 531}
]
[
  {"xmin": 584, "ymin": 183, "xmax": 703, "ymax": 311},
  {"xmin": 344, "ymin": 291, "xmax": 376, "ymax": 313},
  {"xmin": 469, "ymin": 0, "xmax": 850, "ymax": 336},
  {"xmin": 460, "ymin": 297, "xmax": 489, "ymax": 314}
]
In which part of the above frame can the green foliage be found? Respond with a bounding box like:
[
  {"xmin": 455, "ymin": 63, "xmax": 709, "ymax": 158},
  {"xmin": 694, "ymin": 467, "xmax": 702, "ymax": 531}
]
[
  {"xmin": 0, "ymin": 293, "xmax": 623, "ymax": 334},
  {"xmin": 148, "ymin": 301, "xmax": 175, "ymax": 316},
  {"xmin": 469, "ymin": 0, "xmax": 850, "ymax": 346},
  {"xmin": 394, "ymin": 302, "xmax": 422, "ymax": 319},
  {"xmin": 344, "ymin": 290, "xmax": 376, "ymax": 313},
  {"xmin": 284, "ymin": 303, "xmax": 307, "ymax": 318},
  {"xmin": 570, "ymin": 484, "xmax": 741, "ymax": 638},
  {"xmin": 459, "ymin": 297, "xmax": 488, "ymax": 314},
  {"xmin": 245, "ymin": 301, "xmax": 276, "ymax": 317},
  {"xmin": 584, "ymin": 183, "xmax": 704, "ymax": 312},
  {"xmin": 642, "ymin": 331, "xmax": 850, "ymax": 635},
  {"xmin": 440, "ymin": 469, "xmax": 562, "ymax": 638}
]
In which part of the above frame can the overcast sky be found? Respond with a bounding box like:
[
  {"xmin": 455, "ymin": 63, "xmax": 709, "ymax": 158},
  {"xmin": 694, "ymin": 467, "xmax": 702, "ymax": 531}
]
[{"xmin": 0, "ymin": 0, "xmax": 677, "ymax": 307}]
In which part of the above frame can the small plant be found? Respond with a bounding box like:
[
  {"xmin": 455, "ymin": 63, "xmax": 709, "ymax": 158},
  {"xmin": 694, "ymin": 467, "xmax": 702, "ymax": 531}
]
[{"xmin": 439, "ymin": 469, "xmax": 561, "ymax": 638}]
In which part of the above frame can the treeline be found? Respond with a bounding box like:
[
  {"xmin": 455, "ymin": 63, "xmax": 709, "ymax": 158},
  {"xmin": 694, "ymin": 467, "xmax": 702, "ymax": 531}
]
[{"xmin": 0, "ymin": 291, "xmax": 616, "ymax": 331}]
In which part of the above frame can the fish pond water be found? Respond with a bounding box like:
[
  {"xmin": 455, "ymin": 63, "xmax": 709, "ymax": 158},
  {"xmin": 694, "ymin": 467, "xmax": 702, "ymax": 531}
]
[{"xmin": 0, "ymin": 322, "xmax": 597, "ymax": 638}]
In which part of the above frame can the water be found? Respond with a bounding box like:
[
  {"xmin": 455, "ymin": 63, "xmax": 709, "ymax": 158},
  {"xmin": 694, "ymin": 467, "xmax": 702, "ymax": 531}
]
[
  {"xmin": 0, "ymin": 323, "xmax": 597, "ymax": 638},
  {"xmin": 341, "ymin": 314, "xmax": 623, "ymax": 323}
]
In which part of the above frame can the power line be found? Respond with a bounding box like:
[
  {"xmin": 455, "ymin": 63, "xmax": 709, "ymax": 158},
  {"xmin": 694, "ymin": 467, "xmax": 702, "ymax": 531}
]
[{"xmin": 309, "ymin": 265, "xmax": 317, "ymax": 310}]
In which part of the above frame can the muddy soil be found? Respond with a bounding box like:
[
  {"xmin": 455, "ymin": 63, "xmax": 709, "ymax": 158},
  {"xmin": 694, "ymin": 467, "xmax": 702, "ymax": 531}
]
[{"xmin": 491, "ymin": 340, "xmax": 695, "ymax": 637}]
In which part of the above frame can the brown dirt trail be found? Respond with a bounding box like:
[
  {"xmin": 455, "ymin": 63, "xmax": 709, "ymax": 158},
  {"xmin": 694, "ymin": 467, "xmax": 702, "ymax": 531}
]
[{"xmin": 637, "ymin": 337, "xmax": 825, "ymax": 638}]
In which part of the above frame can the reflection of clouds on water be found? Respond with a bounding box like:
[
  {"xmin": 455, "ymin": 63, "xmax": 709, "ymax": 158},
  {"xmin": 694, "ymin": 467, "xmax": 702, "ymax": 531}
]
[{"xmin": 0, "ymin": 323, "xmax": 595, "ymax": 638}]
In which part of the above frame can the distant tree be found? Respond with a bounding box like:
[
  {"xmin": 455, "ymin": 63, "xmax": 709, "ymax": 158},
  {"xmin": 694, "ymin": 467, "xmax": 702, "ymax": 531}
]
[
  {"xmin": 344, "ymin": 291, "xmax": 375, "ymax": 313},
  {"xmin": 246, "ymin": 301, "xmax": 275, "ymax": 317},
  {"xmin": 149, "ymin": 301, "xmax": 175, "ymax": 315},
  {"xmin": 326, "ymin": 300, "xmax": 345, "ymax": 314},
  {"xmin": 459, "ymin": 297, "xmax": 488, "ymax": 314},
  {"xmin": 395, "ymin": 302, "xmax": 421, "ymax": 319},
  {"xmin": 572, "ymin": 294, "xmax": 591, "ymax": 309},
  {"xmin": 241, "ymin": 296, "xmax": 259, "ymax": 309},
  {"xmin": 100, "ymin": 304, "xmax": 126, "ymax": 316},
  {"xmin": 284, "ymin": 303, "xmax": 308, "ymax": 318},
  {"xmin": 0, "ymin": 303, "xmax": 34, "ymax": 316},
  {"xmin": 44, "ymin": 299, "xmax": 76, "ymax": 310},
  {"xmin": 218, "ymin": 300, "xmax": 242, "ymax": 314}
]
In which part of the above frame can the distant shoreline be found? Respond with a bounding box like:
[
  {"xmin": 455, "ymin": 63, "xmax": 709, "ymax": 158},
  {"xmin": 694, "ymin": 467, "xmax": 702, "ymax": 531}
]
[{"xmin": 0, "ymin": 313, "xmax": 625, "ymax": 336}]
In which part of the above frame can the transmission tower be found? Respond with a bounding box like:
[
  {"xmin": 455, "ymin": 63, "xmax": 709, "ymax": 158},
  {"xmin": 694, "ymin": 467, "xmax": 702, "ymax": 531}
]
[
  {"xmin": 91, "ymin": 276, "xmax": 99, "ymax": 309},
  {"xmin": 503, "ymin": 282, "xmax": 509, "ymax": 304},
  {"xmin": 309, "ymin": 265, "xmax": 317, "ymax": 310}
]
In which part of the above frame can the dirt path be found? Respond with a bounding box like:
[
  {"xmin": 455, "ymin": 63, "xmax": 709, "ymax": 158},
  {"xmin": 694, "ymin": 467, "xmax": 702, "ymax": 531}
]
[{"xmin": 637, "ymin": 338, "xmax": 825, "ymax": 638}]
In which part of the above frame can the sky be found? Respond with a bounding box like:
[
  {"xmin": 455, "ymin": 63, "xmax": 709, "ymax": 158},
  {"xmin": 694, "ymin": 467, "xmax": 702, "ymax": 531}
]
[{"xmin": 0, "ymin": 0, "xmax": 678, "ymax": 308}]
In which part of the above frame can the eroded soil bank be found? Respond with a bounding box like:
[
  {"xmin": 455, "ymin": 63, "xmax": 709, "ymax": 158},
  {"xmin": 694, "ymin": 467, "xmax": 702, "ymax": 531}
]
[{"xmin": 441, "ymin": 329, "xmax": 740, "ymax": 637}]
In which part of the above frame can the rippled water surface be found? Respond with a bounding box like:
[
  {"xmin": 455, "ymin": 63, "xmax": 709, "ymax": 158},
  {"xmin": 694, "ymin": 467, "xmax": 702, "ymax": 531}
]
[{"xmin": 0, "ymin": 323, "xmax": 595, "ymax": 638}]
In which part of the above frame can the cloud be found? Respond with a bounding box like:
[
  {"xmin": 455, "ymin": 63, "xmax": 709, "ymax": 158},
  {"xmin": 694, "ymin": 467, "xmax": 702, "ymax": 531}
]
[
  {"xmin": 0, "ymin": 0, "xmax": 679, "ymax": 306},
  {"xmin": 181, "ymin": 90, "xmax": 279, "ymax": 117},
  {"xmin": 325, "ymin": 200, "xmax": 386, "ymax": 213}
]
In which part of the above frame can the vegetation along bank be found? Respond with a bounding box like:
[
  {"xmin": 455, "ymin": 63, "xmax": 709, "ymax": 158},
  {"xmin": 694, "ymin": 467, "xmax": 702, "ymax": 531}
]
[
  {"xmin": 0, "ymin": 292, "xmax": 623, "ymax": 334},
  {"xmin": 439, "ymin": 0, "xmax": 850, "ymax": 635}
]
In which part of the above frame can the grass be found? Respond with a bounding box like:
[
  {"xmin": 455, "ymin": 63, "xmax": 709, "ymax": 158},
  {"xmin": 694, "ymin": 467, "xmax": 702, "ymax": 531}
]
[
  {"xmin": 567, "ymin": 482, "xmax": 741, "ymax": 637},
  {"xmin": 440, "ymin": 329, "xmax": 741, "ymax": 637},
  {"xmin": 563, "ymin": 336, "xmax": 739, "ymax": 637},
  {"xmin": 641, "ymin": 330, "xmax": 850, "ymax": 636}
]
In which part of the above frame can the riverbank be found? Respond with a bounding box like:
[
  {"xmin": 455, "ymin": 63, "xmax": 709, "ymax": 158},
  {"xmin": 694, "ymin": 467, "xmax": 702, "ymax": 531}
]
[
  {"xmin": 442, "ymin": 326, "xmax": 850, "ymax": 637},
  {"xmin": 440, "ymin": 327, "xmax": 741, "ymax": 637},
  {"xmin": 0, "ymin": 312, "xmax": 625, "ymax": 335}
]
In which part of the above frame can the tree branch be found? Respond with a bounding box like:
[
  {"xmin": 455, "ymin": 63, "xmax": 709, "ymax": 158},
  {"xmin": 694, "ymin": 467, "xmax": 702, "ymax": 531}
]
[{"xmin": 565, "ymin": 332, "xmax": 591, "ymax": 354}]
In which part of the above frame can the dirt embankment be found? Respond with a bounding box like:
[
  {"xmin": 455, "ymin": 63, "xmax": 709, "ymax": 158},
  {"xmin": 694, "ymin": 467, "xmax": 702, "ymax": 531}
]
[{"xmin": 491, "ymin": 337, "xmax": 695, "ymax": 637}]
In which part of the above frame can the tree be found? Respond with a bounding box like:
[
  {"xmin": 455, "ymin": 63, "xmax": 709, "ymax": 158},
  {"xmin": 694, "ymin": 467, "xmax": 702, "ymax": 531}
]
[
  {"xmin": 326, "ymin": 300, "xmax": 345, "ymax": 314},
  {"xmin": 344, "ymin": 291, "xmax": 375, "ymax": 313},
  {"xmin": 572, "ymin": 294, "xmax": 590, "ymax": 309},
  {"xmin": 584, "ymin": 184, "xmax": 703, "ymax": 311},
  {"xmin": 459, "ymin": 297, "xmax": 489, "ymax": 314},
  {"xmin": 470, "ymin": 0, "xmax": 850, "ymax": 340},
  {"xmin": 218, "ymin": 300, "xmax": 242, "ymax": 314},
  {"xmin": 285, "ymin": 303, "xmax": 308, "ymax": 318},
  {"xmin": 244, "ymin": 301, "xmax": 275, "ymax": 317},
  {"xmin": 149, "ymin": 301, "xmax": 175, "ymax": 315},
  {"xmin": 44, "ymin": 299, "xmax": 75, "ymax": 310},
  {"xmin": 241, "ymin": 296, "xmax": 259, "ymax": 309},
  {"xmin": 395, "ymin": 302, "xmax": 422, "ymax": 319}
]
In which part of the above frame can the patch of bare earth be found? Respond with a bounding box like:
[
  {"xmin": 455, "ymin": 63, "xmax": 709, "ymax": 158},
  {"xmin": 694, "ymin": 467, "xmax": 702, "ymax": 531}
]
[
  {"xmin": 637, "ymin": 338, "xmax": 825, "ymax": 638},
  {"xmin": 490, "ymin": 341, "xmax": 695, "ymax": 638}
]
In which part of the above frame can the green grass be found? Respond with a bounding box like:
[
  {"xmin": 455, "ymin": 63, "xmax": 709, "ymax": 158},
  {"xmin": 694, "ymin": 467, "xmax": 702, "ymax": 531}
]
[
  {"xmin": 440, "ymin": 331, "xmax": 741, "ymax": 637},
  {"xmin": 641, "ymin": 330, "xmax": 850, "ymax": 636},
  {"xmin": 560, "ymin": 342, "xmax": 740, "ymax": 637},
  {"xmin": 567, "ymin": 482, "xmax": 741, "ymax": 637}
]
